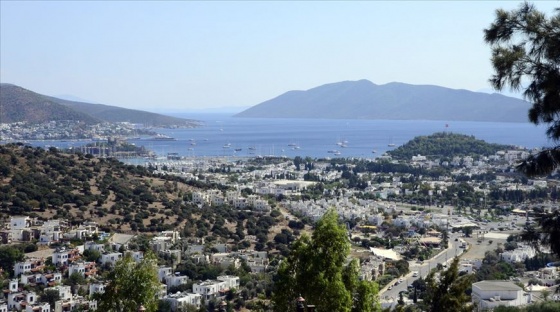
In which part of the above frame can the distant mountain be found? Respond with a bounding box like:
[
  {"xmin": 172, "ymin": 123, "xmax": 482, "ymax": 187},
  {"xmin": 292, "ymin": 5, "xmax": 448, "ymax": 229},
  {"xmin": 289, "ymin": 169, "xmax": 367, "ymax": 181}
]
[
  {"xmin": 53, "ymin": 94, "xmax": 96, "ymax": 103},
  {"xmin": 0, "ymin": 83, "xmax": 199, "ymax": 127},
  {"xmin": 235, "ymin": 80, "xmax": 531, "ymax": 122}
]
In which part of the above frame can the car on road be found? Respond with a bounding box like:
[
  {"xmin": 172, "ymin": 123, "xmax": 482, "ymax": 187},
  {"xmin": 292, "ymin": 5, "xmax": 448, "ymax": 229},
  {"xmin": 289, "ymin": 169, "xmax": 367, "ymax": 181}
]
[{"xmin": 412, "ymin": 271, "xmax": 418, "ymax": 277}]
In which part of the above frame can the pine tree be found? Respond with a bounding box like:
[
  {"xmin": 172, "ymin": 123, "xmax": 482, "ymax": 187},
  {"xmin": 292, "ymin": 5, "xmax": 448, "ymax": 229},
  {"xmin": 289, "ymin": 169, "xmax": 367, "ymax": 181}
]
[
  {"xmin": 94, "ymin": 251, "xmax": 160, "ymax": 312},
  {"xmin": 423, "ymin": 257, "xmax": 474, "ymax": 312},
  {"xmin": 485, "ymin": 2, "xmax": 560, "ymax": 176},
  {"xmin": 272, "ymin": 209, "xmax": 380, "ymax": 312}
]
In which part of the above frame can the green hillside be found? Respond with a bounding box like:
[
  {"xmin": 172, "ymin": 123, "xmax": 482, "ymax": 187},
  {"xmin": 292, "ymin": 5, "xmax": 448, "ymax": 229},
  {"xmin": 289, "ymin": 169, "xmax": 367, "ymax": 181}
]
[
  {"xmin": 0, "ymin": 84, "xmax": 100, "ymax": 124},
  {"xmin": 387, "ymin": 132, "xmax": 515, "ymax": 160}
]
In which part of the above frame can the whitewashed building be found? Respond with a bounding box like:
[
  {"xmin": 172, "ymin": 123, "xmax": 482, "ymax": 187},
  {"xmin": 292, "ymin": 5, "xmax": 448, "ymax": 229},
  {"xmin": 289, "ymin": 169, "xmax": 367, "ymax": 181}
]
[
  {"xmin": 472, "ymin": 280, "xmax": 529, "ymax": 310},
  {"xmin": 162, "ymin": 292, "xmax": 202, "ymax": 311},
  {"xmin": 99, "ymin": 252, "xmax": 122, "ymax": 266}
]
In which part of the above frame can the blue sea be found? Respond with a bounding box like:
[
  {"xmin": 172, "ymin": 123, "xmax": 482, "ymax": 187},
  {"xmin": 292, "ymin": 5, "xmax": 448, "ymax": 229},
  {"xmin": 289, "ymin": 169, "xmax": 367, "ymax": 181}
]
[
  {"xmin": 127, "ymin": 114, "xmax": 551, "ymax": 159},
  {"xmin": 22, "ymin": 114, "xmax": 553, "ymax": 160}
]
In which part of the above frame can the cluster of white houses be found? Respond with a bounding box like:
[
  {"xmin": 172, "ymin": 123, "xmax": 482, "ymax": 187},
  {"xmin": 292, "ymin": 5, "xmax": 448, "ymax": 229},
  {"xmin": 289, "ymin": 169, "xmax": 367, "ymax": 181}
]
[
  {"xmin": 191, "ymin": 189, "xmax": 271, "ymax": 211},
  {"xmin": 0, "ymin": 226, "xmax": 252, "ymax": 312},
  {"xmin": 1, "ymin": 217, "xmax": 99, "ymax": 245}
]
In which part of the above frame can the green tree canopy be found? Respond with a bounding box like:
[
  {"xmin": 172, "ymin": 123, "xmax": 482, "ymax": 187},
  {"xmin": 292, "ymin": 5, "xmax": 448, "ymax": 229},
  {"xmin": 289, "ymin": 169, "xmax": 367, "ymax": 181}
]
[
  {"xmin": 95, "ymin": 251, "xmax": 160, "ymax": 312},
  {"xmin": 273, "ymin": 209, "xmax": 380, "ymax": 312},
  {"xmin": 484, "ymin": 2, "xmax": 560, "ymax": 176},
  {"xmin": 521, "ymin": 209, "xmax": 560, "ymax": 258},
  {"xmin": 423, "ymin": 257, "xmax": 474, "ymax": 312},
  {"xmin": 0, "ymin": 246, "xmax": 25, "ymax": 277},
  {"xmin": 40, "ymin": 289, "xmax": 60, "ymax": 310}
]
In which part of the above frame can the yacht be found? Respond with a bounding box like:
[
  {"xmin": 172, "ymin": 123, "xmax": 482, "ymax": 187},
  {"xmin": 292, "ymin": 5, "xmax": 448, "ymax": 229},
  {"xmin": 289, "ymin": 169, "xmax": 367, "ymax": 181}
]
[{"xmin": 147, "ymin": 134, "xmax": 176, "ymax": 141}]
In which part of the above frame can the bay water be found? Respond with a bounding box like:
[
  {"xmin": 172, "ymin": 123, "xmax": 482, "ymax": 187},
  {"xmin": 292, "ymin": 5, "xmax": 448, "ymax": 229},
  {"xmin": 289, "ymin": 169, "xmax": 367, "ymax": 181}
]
[{"xmin": 124, "ymin": 114, "xmax": 551, "ymax": 159}]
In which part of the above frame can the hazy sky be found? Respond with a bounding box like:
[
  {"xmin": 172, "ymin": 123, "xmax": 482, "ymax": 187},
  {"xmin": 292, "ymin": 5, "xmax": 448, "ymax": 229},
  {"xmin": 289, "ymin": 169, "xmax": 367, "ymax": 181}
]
[{"xmin": 1, "ymin": 1, "xmax": 558, "ymax": 113}]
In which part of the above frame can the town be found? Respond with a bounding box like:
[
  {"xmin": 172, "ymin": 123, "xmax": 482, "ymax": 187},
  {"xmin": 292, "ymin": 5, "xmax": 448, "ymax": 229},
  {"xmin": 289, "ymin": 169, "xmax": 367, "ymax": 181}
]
[{"xmin": 0, "ymin": 135, "xmax": 558, "ymax": 312}]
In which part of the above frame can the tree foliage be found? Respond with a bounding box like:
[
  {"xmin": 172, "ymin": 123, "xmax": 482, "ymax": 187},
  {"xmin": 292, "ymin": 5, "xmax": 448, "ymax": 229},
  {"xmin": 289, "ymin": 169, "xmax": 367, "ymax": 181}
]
[
  {"xmin": 40, "ymin": 289, "xmax": 61, "ymax": 310},
  {"xmin": 272, "ymin": 209, "xmax": 380, "ymax": 312},
  {"xmin": 521, "ymin": 209, "xmax": 560, "ymax": 258},
  {"xmin": 493, "ymin": 301, "xmax": 560, "ymax": 312},
  {"xmin": 423, "ymin": 257, "xmax": 474, "ymax": 312},
  {"xmin": 388, "ymin": 132, "xmax": 512, "ymax": 160},
  {"xmin": 484, "ymin": 2, "xmax": 560, "ymax": 176},
  {"xmin": 95, "ymin": 251, "xmax": 160, "ymax": 312},
  {"xmin": 0, "ymin": 245, "xmax": 25, "ymax": 277}
]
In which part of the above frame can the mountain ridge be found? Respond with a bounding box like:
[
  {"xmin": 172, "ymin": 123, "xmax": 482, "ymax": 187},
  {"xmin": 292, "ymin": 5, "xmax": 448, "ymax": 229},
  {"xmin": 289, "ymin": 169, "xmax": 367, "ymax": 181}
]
[
  {"xmin": 0, "ymin": 83, "xmax": 199, "ymax": 127},
  {"xmin": 235, "ymin": 80, "xmax": 531, "ymax": 122}
]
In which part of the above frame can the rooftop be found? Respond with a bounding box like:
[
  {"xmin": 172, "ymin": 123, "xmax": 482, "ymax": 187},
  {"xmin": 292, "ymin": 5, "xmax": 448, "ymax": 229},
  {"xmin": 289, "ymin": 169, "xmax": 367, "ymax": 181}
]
[{"xmin": 473, "ymin": 280, "xmax": 523, "ymax": 292}]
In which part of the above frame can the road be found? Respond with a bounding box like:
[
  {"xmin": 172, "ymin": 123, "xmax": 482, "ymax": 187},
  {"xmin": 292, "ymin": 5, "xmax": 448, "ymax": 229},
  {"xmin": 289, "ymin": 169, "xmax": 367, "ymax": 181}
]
[
  {"xmin": 378, "ymin": 204, "xmax": 530, "ymax": 309},
  {"xmin": 380, "ymin": 231, "xmax": 464, "ymax": 308}
]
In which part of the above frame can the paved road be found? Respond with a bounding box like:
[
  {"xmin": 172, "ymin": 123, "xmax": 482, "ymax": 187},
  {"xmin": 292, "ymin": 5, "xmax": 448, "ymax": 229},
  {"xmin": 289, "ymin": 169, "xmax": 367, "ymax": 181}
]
[{"xmin": 380, "ymin": 231, "xmax": 464, "ymax": 308}]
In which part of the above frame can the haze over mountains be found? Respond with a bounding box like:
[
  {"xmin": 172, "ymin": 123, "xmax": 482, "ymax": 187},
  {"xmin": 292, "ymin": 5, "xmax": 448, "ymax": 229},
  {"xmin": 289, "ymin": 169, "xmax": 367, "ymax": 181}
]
[
  {"xmin": 1, "ymin": 81, "xmax": 533, "ymax": 124},
  {"xmin": 235, "ymin": 80, "xmax": 531, "ymax": 122},
  {"xmin": 0, "ymin": 84, "xmax": 199, "ymax": 127}
]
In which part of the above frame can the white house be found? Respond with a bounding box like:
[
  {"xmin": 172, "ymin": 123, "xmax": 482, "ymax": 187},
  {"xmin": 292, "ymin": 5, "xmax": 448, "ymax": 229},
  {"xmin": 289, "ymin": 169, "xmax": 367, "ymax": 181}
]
[
  {"xmin": 472, "ymin": 280, "xmax": 529, "ymax": 310},
  {"xmin": 192, "ymin": 280, "xmax": 228, "ymax": 301},
  {"xmin": 158, "ymin": 267, "xmax": 173, "ymax": 283},
  {"xmin": 500, "ymin": 246, "xmax": 536, "ymax": 263},
  {"xmin": 24, "ymin": 302, "xmax": 50, "ymax": 312},
  {"xmin": 84, "ymin": 241, "xmax": 105, "ymax": 253},
  {"xmin": 20, "ymin": 272, "xmax": 62, "ymax": 286},
  {"xmin": 89, "ymin": 283, "xmax": 105, "ymax": 296},
  {"xmin": 127, "ymin": 250, "xmax": 144, "ymax": 263},
  {"xmin": 99, "ymin": 252, "xmax": 122, "ymax": 266},
  {"xmin": 68, "ymin": 261, "xmax": 97, "ymax": 278},
  {"xmin": 51, "ymin": 248, "xmax": 81, "ymax": 266},
  {"xmin": 10, "ymin": 216, "xmax": 31, "ymax": 230},
  {"xmin": 9, "ymin": 216, "xmax": 32, "ymax": 241},
  {"xmin": 162, "ymin": 292, "xmax": 202, "ymax": 311},
  {"xmin": 217, "ymin": 275, "xmax": 240, "ymax": 289},
  {"xmin": 7, "ymin": 291, "xmax": 37, "ymax": 311},
  {"xmin": 54, "ymin": 297, "xmax": 96, "ymax": 312},
  {"xmin": 166, "ymin": 274, "xmax": 189, "ymax": 288},
  {"xmin": 44, "ymin": 285, "xmax": 72, "ymax": 301},
  {"xmin": 14, "ymin": 258, "xmax": 45, "ymax": 277},
  {"xmin": 192, "ymin": 191, "xmax": 207, "ymax": 204}
]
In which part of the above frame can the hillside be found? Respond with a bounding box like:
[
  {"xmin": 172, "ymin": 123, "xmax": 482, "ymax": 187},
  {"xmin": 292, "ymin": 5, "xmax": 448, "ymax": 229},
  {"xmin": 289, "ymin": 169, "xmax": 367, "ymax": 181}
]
[
  {"xmin": 235, "ymin": 80, "xmax": 531, "ymax": 122},
  {"xmin": 0, "ymin": 144, "xmax": 287, "ymax": 247},
  {"xmin": 0, "ymin": 143, "xmax": 193, "ymax": 233},
  {"xmin": 387, "ymin": 132, "xmax": 515, "ymax": 160},
  {"xmin": 0, "ymin": 84, "xmax": 199, "ymax": 127},
  {"xmin": 0, "ymin": 84, "xmax": 101, "ymax": 124}
]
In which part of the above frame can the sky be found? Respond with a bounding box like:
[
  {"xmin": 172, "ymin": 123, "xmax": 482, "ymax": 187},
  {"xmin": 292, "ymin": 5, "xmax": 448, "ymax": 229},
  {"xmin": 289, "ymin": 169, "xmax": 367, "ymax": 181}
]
[{"xmin": 1, "ymin": 1, "xmax": 559, "ymax": 114}]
